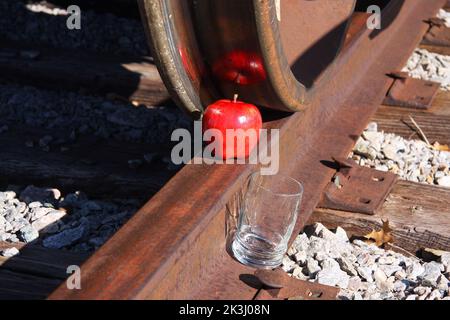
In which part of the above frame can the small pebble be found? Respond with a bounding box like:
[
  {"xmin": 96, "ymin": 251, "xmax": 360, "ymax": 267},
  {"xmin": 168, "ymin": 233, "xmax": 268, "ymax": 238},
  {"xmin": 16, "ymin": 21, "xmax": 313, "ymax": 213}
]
[
  {"xmin": 305, "ymin": 257, "xmax": 321, "ymax": 276},
  {"xmin": 18, "ymin": 225, "xmax": 39, "ymax": 243},
  {"xmin": 0, "ymin": 247, "xmax": 19, "ymax": 257},
  {"xmin": 437, "ymin": 176, "xmax": 450, "ymax": 187}
]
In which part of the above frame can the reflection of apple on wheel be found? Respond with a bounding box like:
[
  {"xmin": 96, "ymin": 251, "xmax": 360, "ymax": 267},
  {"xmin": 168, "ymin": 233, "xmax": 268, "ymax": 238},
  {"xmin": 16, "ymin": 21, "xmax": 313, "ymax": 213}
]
[{"xmin": 212, "ymin": 50, "xmax": 267, "ymax": 85}]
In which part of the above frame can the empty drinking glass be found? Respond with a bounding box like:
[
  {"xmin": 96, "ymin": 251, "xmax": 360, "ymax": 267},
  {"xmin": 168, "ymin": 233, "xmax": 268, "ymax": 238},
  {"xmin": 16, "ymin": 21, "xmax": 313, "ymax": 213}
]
[{"xmin": 232, "ymin": 172, "xmax": 304, "ymax": 269}]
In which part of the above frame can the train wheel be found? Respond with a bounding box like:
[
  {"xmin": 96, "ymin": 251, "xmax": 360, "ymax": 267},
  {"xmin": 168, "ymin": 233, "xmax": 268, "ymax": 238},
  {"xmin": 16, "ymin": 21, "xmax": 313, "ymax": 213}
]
[{"xmin": 139, "ymin": 0, "xmax": 356, "ymax": 117}]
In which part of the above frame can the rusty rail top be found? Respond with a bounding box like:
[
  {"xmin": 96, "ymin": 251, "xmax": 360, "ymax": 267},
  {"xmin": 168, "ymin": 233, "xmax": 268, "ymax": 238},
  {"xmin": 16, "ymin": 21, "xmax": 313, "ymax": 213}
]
[{"xmin": 49, "ymin": 0, "xmax": 446, "ymax": 300}]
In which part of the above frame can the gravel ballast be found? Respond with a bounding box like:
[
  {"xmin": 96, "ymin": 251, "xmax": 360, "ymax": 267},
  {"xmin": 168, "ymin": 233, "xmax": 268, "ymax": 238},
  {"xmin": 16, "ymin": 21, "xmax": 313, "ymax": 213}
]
[
  {"xmin": 355, "ymin": 23, "xmax": 450, "ymax": 187},
  {"xmin": 0, "ymin": 185, "xmax": 140, "ymax": 253},
  {"xmin": 402, "ymin": 9, "xmax": 450, "ymax": 90},
  {"xmin": 350, "ymin": 122, "xmax": 450, "ymax": 187},
  {"xmin": 437, "ymin": 8, "xmax": 450, "ymax": 27},
  {"xmin": 403, "ymin": 48, "xmax": 450, "ymax": 91},
  {"xmin": 0, "ymin": 0, "xmax": 149, "ymax": 56},
  {"xmin": 283, "ymin": 223, "xmax": 450, "ymax": 300},
  {"xmin": 0, "ymin": 83, "xmax": 190, "ymax": 146}
]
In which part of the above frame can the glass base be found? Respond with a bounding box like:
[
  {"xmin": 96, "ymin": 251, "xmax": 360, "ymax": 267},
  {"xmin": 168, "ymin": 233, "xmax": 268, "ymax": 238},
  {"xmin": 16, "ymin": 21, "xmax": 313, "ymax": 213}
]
[{"xmin": 231, "ymin": 232, "xmax": 284, "ymax": 269}]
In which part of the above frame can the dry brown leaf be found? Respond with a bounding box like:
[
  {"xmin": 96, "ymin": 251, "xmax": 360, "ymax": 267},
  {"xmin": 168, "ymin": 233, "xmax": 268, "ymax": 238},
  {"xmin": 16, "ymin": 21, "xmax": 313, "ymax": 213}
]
[
  {"xmin": 364, "ymin": 219, "xmax": 393, "ymax": 247},
  {"xmin": 432, "ymin": 142, "xmax": 450, "ymax": 152}
]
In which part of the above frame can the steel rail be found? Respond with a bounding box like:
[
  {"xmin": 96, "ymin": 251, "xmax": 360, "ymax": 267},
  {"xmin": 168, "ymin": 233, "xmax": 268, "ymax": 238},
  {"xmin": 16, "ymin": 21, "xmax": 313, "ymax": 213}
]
[{"xmin": 49, "ymin": 0, "xmax": 445, "ymax": 300}]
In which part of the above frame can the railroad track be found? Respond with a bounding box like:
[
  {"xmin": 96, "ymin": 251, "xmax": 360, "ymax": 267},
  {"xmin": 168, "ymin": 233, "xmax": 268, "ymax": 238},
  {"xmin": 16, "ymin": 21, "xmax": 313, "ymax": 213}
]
[{"xmin": 0, "ymin": 0, "xmax": 449, "ymax": 300}]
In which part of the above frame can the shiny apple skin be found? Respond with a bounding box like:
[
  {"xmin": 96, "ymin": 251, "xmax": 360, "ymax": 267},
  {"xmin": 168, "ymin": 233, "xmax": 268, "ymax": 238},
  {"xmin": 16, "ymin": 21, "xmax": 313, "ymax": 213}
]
[{"xmin": 202, "ymin": 99, "xmax": 262, "ymax": 159}]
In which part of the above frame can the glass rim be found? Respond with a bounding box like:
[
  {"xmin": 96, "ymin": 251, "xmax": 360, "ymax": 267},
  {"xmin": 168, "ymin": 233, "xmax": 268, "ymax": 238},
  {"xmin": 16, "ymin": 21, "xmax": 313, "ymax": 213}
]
[{"xmin": 248, "ymin": 171, "xmax": 304, "ymax": 198}]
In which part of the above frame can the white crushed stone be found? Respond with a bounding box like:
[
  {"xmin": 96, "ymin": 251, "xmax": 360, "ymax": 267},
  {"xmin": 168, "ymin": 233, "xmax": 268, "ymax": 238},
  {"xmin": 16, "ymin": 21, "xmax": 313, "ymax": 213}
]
[
  {"xmin": 0, "ymin": 247, "xmax": 20, "ymax": 257},
  {"xmin": 437, "ymin": 9, "xmax": 450, "ymax": 28},
  {"xmin": 350, "ymin": 122, "xmax": 450, "ymax": 186},
  {"xmin": 25, "ymin": 3, "xmax": 68, "ymax": 16},
  {"xmin": 0, "ymin": 185, "xmax": 140, "ymax": 253},
  {"xmin": 284, "ymin": 223, "xmax": 450, "ymax": 300},
  {"xmin": 402, "ymin": 10, "xmax": 450, "ymax": 90},
  {"xmin": 402, "ymin": 49, "xmax": 450, "ymax": 91}
]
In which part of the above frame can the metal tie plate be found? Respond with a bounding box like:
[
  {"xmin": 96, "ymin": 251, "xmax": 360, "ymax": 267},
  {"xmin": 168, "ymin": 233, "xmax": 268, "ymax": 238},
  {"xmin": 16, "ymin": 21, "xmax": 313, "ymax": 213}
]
[
  {"xmin": 383, "ymin": 72, "xmax": 440, "ymax": 110},
  {"xmin": 318, "ymin": 157, "xmax": 398, "ymax": 215}
]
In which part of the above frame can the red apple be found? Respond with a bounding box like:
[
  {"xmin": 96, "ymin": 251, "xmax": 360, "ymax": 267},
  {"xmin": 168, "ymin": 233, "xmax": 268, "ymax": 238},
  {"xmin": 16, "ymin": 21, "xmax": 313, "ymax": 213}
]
[
  {"xmin": 202, "ymin": 95, "xmax": 262, "ymax": 159},
  {"xmin": 212, "ymin": 50, "xmax": 267, "ymax": 85}
]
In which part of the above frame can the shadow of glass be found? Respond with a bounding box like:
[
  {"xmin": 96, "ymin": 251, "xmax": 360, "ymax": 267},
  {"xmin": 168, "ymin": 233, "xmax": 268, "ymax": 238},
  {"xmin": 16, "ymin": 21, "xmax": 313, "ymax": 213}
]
[{"xmin": 238, "ymin": 273, "xmax": 262, "ymax": 290}]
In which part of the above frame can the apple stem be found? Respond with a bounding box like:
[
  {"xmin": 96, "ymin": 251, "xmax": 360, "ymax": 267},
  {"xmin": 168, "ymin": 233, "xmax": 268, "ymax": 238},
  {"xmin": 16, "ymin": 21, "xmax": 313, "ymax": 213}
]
[{"xmin": 233, "ymin": 94, "xmax": 238, "ymax": 103}]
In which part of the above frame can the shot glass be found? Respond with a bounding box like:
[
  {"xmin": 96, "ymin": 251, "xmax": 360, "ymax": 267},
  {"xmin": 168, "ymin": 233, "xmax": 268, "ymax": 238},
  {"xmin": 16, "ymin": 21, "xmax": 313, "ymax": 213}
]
[{"xmin": 231, "ymin": 171, "xmax": 304, "ymax": 269}]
